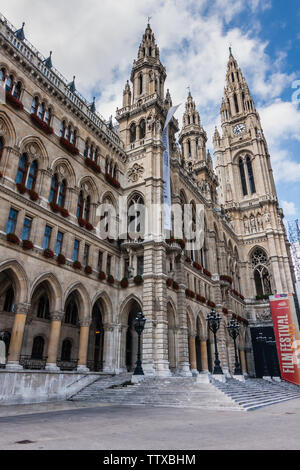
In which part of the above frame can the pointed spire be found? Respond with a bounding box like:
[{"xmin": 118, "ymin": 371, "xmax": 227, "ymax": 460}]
[
  {"xmin": 229, "ymin": 46, "xmax": 233, "ymax": 57},
  {"xmin": 15, "ymin": 22, "xmax": 25, "ymax": 41},
  {"xmin": 68, "ymin": 76, "xmax": 76, "ymax": 93},
  {"xmin": 43, "ymin": 51, "xmax": 53, "ymax": 69},
  {"xmin": 89, "ymin": 97, "xmax": 96, "ymax": 113},
  {"xmin": 165, "ymin": 88, "xmax": 172, "ymax": 108}
]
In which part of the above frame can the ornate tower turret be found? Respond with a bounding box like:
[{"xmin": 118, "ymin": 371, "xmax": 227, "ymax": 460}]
[
  {"xmin": 130, "ymin": 23, "xmax": 166, "ymax": 104},
  {"xmin": 179, "ymin": 91, "xmax": 207, "ymax": 163}
]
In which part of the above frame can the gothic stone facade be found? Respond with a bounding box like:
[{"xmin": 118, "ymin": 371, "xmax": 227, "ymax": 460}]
[{"xmin": 0, "ymin": 18, "xmax": 295, "ymax": 378}]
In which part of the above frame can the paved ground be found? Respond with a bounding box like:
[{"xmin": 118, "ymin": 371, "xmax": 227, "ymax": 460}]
[{"xmin": 0, "ymin": 398, "xmax": 300, "ymax": 450}]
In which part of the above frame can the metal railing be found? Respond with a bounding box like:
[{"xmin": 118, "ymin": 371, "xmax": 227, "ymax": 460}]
[
  {"xmin": 56, "ymin": 358, "xmax": 78, "ymax": 371},
  {"xmin": 87, "ymin": 360, "xmax": 103, "ymax": 372},
  {"xmin": 19, "ymin": 355, "xmax": 48, "ymax": 370}
]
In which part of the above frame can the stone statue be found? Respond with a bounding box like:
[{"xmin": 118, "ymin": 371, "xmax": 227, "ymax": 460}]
[
  {"xmin": 264, "ymin": 211, "xmax": 270, "ymax": 223},
  {"xmin": 250, "ymin": 216, "xmax": 256, "ymax": 233},
  {"xmin": 244, "ymin": 218, "xmax": 249, "ymax": 233}
]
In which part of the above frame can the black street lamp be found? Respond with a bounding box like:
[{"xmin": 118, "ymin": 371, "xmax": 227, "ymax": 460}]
[
  {"xmin": 133, "ymin": 312, "xmax": 146, "ymax": 376},
  {"xmin": 256, "ymin": 332, "xmax": 270, "ymax": 378},
  {"xmin": 206, "ymin": 309, "xmax": 223, "ymax": 375},
  {"xmin": 226, "ymin": 317, "xmax": 243, "ymax": 375}
]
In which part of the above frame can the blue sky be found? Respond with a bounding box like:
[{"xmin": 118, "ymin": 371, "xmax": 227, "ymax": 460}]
[{"xmin": 1, "ymin": 0, "xmax": 300, "ymax": 221}]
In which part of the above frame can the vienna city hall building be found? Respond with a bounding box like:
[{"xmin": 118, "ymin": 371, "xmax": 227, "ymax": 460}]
[{"xmin": 0, "ymin": 15, "xmax": 296, "ymax": 401}]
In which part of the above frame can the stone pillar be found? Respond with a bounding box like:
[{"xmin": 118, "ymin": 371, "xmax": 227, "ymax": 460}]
[
  {"xmin": 189, "ymin": 335, "xmax": 197, "ymax": 371},
  {"xmin": 240, "ymin": 349, "xmax": 247, "ymax": 375},
  {"xmin": 200, "ymin": 339, "xmax": 209, "ymax": 371},
  {"xmin": 78, "ymin": 320, "xmax": 91, "ymax": 372},
  {"xmin": 102, "ymin": 323, "xmax": 115, "ymax": 373},
  {"xmin": 6, "ymin": 303, "xmax": 30, "ymax": 370},
  {"xmin": 46, "ymin": 311, "xmax": 64, "ymax": 371}
]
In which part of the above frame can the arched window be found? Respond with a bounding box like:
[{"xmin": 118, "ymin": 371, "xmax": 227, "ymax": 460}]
[
  {"xmin": 251, "ymin": 248, "xmax": 272, "ymax": 296},
  {"xmin": 239, "ymin": 158, "xmax": 248, "ymax": 196},
  {"xmin": 0, "ymin": 136, "xmax": 4, "ymax": 162},
  {"xmin": 31, "ymin": 97, "xmax": 39, "ymax": 115},
  {"xmin": 38, "ymin": 102, "xmax": 45, "ymax": 120},
  {"xmin": 60, "ymin": 120, "xmax": 66, "ymax": 138},
  {"xmin": 57, "ymin": 179, "xmax": 67, "ymax": 208},
  {"xmin": 44, "ymin": 107, "xmax": 51, "ymax": 125},
  {"xmin": 61, "ymin": 339, "xmax": 72, "ymax": 361},
  {"xmin": 31, "ymin": 336, "xmax": 45, "ymax": 359},
  {"xmin": 37, "ymin": 295, "xmax": 50, "ymax": 320},
  {"xmin": 139, "ymin": 119, "xmax": 146, "ymax": 139},
  {"xmin": 13, "ymin": 81, "xmax": 22, "ymax": 100},
  {"xmin": 0, "ymin": 68, "xmax": 5, "ymax": 81},
  {"xmin": 188, "ymin": 140, "xmax": 192, "ymax": 159},
  {"xmin": 246, "ymin": 156, "xmax": 256, "ymax": 194},
  {"xmin": 128, "ymin": 194, "xmax": 145, "ymax": 237},
  {"xmin": 15, "ymin": 153, "xmax": 28, "ymax": 185},
  {"xmin": 234, "ymin": 93, "xmax": 239, "ymax": 113},
  {"xmin": 77, "ymin": 191, "xmax": 84, "ymax": 219},
  {"xmin": 26, "ymin": 160, "xmax": 38, "ymax": 191},
  {"xmin": 130, "ymin": 123, "xmax": 136, "ymax": 143},
  {"xmin": 84, "ymin": 141, "xmax": 89, "ymax": 158},
  {"xmin": 139, "ymin": 74, "xmax": 143, "ymax": 94},
  {"xmin": 84, "ymin": 195, "xmax": 91, "ymax": 223},
  {"xmin": 5, "ymin": 75, "xmax": 13, "ymax": 93},
  {"xmin": 3, "ymin": 287, "xmax": 14, "ymax": 312},
  {"xmin": 49, "ymin": 174, "xmax": 59, "ymax": 203},
  {"xmin": 65, "ymin": 299, "xmax": 78, "ymax": 325}
]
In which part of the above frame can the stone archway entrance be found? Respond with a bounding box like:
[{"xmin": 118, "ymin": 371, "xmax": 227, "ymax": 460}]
[
  {"xmin": 88, "ymin": 301, "xmax": 105, "ymax": 372},
  {"xmin": 119, "ymin": 298, "xmax": 143, "ymax": 373}
]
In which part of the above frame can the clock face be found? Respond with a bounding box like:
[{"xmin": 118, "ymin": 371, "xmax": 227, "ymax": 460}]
[{"xmin": 233, "ymin": 123, "xmax": 246, "ymax": 136}]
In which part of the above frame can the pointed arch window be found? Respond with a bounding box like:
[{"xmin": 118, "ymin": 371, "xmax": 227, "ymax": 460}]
[
  {"xmin": 31, "ymin": 96, "xmax": 39, "ymax": 115},
  {"xmin": 246, "ymin": 156, "xmax": 256, "ymax": 194},
  {"xmin": 84, "ymin": 195, "xmax": 91, "ymax": 223},
  {"xmin": 13, "ymin": 81, "xmax": 22, "ymax": 100},
  {"xmin": 57, "ymin": 179, "xmax": 67, "ymax": 208},
  {"xmin": 139, "ymin": 74, "xmax": 143, "ymax": 95},
  {"xmin": 139, "ymin": 119, "xmax": 146, "ymax": 139},
  {"xmin": 26, "ymin": 160, "xmax": 38, "ymax": 191},
  {"xmin": 49, "ymin": 174, "xmax": 59, "ymax": 204},
  {"xmin": 77, "ymin": 191, "xmax": 84, "ymax": 219},
  {"xmin": 128, "ymin": 194, "xmax": 145, "ymax": 237},
  {"xmin": 187, "ymin": 140, "xmax": 192, "ymax": 159},
  {"xmin": 16, "ymin": 153, "xmax": 28, "ymax": 185},
  {"xmin": 234, "ymin": 93, "xmax": 239, "ymax": 113},
  {"xmin": 130, "ymin": 123, "xmax": 136, "ymax": 143},
  {"xmin": 5, "ymin": 75, "xmax": 13, "ymax": 93},
  {"xmin": 0, "ymin": 68, "xmax": 5, "ymax": 81},
  {"xmin": 239, "ymin": 158, "xmax": 248, "ymax": 196}
]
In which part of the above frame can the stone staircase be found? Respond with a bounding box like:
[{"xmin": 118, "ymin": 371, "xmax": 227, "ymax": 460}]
[
  {"xmin": 69, "ymin": 374, "xmax": 300, "ymax": 411},
  {"xmin": 69, "ymin": 375, "xmax": 244, "ymax": 411},
  {"xmin": 211, "ymin": 377, "xmax": 300, "ymax": 411}
]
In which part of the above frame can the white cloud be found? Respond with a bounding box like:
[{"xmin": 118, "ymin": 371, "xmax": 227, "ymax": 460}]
[
  {"xmin": 281, "ymin": 200, "xmax": 297, "ymax": 217},
  {"xmin": 1, "ymin": 0, "xmax": 299, "ymax": 188}
]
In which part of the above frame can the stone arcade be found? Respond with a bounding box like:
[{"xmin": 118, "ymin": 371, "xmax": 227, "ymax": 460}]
[{"xmin": 0, "ymin": 16, "xmax": 296, "ymax": 403}]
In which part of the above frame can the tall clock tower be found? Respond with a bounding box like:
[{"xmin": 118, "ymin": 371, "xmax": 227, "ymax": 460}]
[{"xmin": 213, "ymin": 49, "xmax": 294, "ymax": 299}]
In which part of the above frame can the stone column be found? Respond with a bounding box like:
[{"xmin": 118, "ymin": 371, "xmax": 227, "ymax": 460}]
[
  {"xmin": 200, "ymin": 339, "xmax": 209, "ymax": 371},
  {"xmin": 46, "ymin": 311, "xmax": 64, "ymax": 371},
  {"xmin": 102, "ymin": 323, "xmax": 115, "ymax": 373},
  {"xmin": 6, "ymin": 303, "xmax": 30, "ymax": 370},
  {"xmin": 240, "ymin": 349, "xmax": 247, "ymax": 375},
  {"xmin": 78, "ymin": 319, "xmax": 91, "ymax": 372},
  {"xmin": 189, "ymin": 335, "xmax": 197, "ymax": 371}
]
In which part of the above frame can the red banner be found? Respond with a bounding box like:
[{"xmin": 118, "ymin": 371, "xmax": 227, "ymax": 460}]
[{"xmin": 270, "ymin": 294, "xmax": 300, "ymax": 386}]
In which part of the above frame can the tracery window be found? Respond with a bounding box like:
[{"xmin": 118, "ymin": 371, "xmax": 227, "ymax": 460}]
[
  {"xmin": 15, "ymin": 153, "xmax": 28, "ymax": 185},
  {"xmin": 251, "ymin": 248, "xmax": 272, "ymax": 296},
  {"xmin": 239, "ymin": 158, "xmax": 248, "ymax": 196},
  {"xmin": 128, "ymin": 194, "xmax": 145, "ymax": 237},
  {"xmin": 31, "ymin": 97, "xmax": 51, "ymax": 123},
  {"xmin": 37, "ymin": 295, "xmax": 50, "ymax": 320},
  {"xmin": 65, "ymin": 299, "xmax": 78, "ymax": 326},
  {"xmin": 246, "ymin": 156, "xmax": 256, "ymax": 194}
]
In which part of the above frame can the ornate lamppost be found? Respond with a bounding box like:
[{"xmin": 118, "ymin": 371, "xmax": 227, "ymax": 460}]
[
  {"xmin": 256, "ymin": 332, "xmax": 270, "ymax": 378},
  {"xmin": 206, "ymin": 309, "xmax": 223, "ymax": 375},
  {"xmin": 226, "ymin": 317, "xmax": 242, "ymax": 375},
  {"xmin": 133, "ymin": 312, "xmax": 146, "ymax": 376}
]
